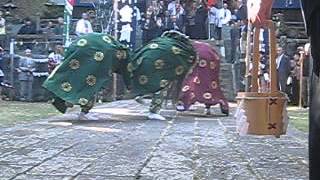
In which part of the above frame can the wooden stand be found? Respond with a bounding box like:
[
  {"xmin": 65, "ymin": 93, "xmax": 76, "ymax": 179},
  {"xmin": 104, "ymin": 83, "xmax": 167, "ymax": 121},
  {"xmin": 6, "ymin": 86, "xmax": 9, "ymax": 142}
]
[{"xmin": 236, "ymin": 21, "xmax": 288, "ymax": 138}]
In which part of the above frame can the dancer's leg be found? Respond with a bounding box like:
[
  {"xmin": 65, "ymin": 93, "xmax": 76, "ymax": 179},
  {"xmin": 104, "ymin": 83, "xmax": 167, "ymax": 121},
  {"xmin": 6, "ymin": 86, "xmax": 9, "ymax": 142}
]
[{"xmin": 148, "ymin": 90, "xmax": 166, "ymax": 120}]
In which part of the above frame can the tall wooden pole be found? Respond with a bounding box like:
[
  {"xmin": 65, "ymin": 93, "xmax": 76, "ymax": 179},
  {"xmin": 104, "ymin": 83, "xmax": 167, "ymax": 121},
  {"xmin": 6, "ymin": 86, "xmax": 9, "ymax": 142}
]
[
  {"xmin": 268, "ymin": 20, "xmax": 278, "ymax": 93},
  {"xmin": 299, "ymin": 52, "xmax": 304, "ymax": 108},
  {"xmin": 251, "ymin": 27, "xmax": 260, "ymax": 92},
  {"xmin": 112, "ymin": 0, "xmax": 118, "ymax": 101},
  {"xmin": 245, "ymin": 23, "xmax": 252, "ymax": 92}
]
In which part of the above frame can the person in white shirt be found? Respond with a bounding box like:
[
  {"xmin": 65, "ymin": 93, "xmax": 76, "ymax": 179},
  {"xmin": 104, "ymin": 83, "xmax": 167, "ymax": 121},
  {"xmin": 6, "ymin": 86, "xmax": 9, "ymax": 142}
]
[
  {"xmin": 0, "ymin": 11, "xmax": 5, "ymax": 35},
  {"xmin": 75, "ymin": 13, "xmax": 93, "ymax": 36},
  {"xmin": 48, "ymin": 44, "xmax": 64, "ymax": 73},
  {"xmin": 168, "ymin": 0, "xmax": 177, "ymax": 16},
  {"xmin": 208, "ymin": 6, "xmax": 218, "ymax": 40},
  {"xmin": 276, "ymin": 47, "xmax": 291, "ymax": 92},
  {"xmin": 216, "ymin": 3, "xmax": 232, "ymax": 40},
  {"xmin": 168, "ymin": 0, "xmax": 184, "ymax": 16}
]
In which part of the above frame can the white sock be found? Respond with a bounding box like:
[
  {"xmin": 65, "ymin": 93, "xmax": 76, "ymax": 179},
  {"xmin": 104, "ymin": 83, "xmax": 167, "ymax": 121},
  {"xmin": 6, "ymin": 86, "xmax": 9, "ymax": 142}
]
[{"xmin": 148, "ymin": 112, "xmax": 166, "ymax": 121}]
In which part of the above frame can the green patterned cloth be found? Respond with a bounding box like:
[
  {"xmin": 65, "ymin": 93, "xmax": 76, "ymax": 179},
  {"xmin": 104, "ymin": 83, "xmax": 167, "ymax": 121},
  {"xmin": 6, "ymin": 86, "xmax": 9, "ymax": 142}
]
[
  {"xmin": 43, "ymin": 33, "xmax": 129, "ymax": 112},
  {"xmin": 128, "ymin": 33, "xmax": 197, "ymax": 96}
]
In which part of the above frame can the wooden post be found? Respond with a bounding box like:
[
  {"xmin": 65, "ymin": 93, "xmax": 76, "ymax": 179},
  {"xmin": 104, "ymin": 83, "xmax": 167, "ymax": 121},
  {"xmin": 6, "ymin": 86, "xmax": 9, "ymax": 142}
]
[
  {"xmin": 245, "ymin": 23, "xmax": 252, "ymax": 92},
  {"xmin": 35, "ymin": 13, "xmax": 41, "ymax": 33},
  {"xmin": 268, "ymin": 21, "xmax": 278, "ymax": 93},
  {"xmin": 299, "ymin": 52, "xmax": 304, "ymax": 108},
  {"xmin": 112, "ymin": 0, "xmax": 118, "ymax": 101},
  {"xmin": 251, "ymin": 27, "xmax": 260, "ymax": 92},
  {"xmin": 9, "ymin": 38, "xmax": 14, "ymax": 100}
]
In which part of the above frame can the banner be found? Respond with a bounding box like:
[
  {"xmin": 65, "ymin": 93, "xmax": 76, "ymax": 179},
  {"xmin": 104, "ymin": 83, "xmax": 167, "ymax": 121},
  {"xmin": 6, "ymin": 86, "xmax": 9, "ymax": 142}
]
[{"xmin": 63, "ymin": 0, "xmax": 75, "ymax": 47}]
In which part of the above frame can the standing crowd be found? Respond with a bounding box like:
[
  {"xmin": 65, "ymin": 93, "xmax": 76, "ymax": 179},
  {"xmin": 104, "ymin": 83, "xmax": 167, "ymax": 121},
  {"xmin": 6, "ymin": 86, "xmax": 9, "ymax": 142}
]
[{"xmin": 140, "ymin": 0, "xmax": 247, "ymax": 44}]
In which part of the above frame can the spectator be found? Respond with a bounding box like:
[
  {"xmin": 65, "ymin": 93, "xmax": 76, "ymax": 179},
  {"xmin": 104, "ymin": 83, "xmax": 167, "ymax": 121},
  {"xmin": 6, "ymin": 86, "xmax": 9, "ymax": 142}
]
[
  {"xmin": 0, "ymin": 11, "xmax": 5, "ymax": 35},
  {"xmin": 141, "ymin": 7, "xmax": 157, "ymax": 44},
  {"xmin": 154, "ymin": 15, "xmax": 164, "ymax": 36},
  {"xmin": 216, "ymin": 3, "xmax": 231, "ymax": 40},
  {"xmin": 168, "ymin": 0, "xmax": 178, "ymax": 16},
  {"xmin": 208, "ymin": 5, "xmax": 218, "ymax": 40},
  {"xmin": 168, "ymin": 15, "xmax": 179, "ymax": 31},
  {"xmin": 194, "ymin": 1, "xmax": 208, "ymax": 39},
  {"xmin": 276, "ymin": 46, "xmax": 291, "ymax": 93},
  {"xmin": 53, "ymin": 17, "xmax": 64, "ymax": 35},
  {"xmin": 48, "ymin": 44, "xmax": 64, "ymax": 73},
  {"xmin": 18, "ymin": 18, "xmax": 37, "ymax": 34},
  {"xmin": 162, "ymin": 10, "xmax": 171, "ymax": 32},
  {"xmin": 174, "ymin": 2, "xmax": 185, "ymax": 31},
  {"xmin": 16, "ymin": 49, "xmax": 35, "ymax": 102},
  {"xmin": 232, "ymin": 9, "xmax": 239, "ymax": 21},
  {"xmin": 300, "ymin": 44, "xmax": 310, "ymax": 107},
  {"xmin": 236, "ymin": 0, "xmax": 247, "ymax": 21},
  {"xmin": 0, "ymin": 67, "xmax": 3, "ymax": 99},
  {"xmin": 0, "ymin": 11, "xmax": 6, "ymax": 48},
  {"xmin": 75, "ymin": 13, "xmax": 93, "ymax": 36},
  {"xmin": 288, "ymin": 52, "xmax": 301, "ymax": 105},
  {"xmin": 185, "ymin": 2, "xmax": 197, "ymax": 38},
  {"xmin": 237, "ymin": 0, "xmax": 248, "ymax": 57},
  {"xmin": 44, "ymin": 21, "xmax": 55, "ymax": 36}
]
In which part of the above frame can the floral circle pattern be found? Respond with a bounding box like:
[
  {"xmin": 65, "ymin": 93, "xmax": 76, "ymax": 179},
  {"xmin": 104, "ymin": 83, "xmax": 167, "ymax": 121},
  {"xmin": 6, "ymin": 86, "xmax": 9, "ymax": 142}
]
[
  {"xmin": 160, "ymin": 79, "xmax": 169, "ymax": 88},
  {"xmin": 69, "ymin": 59, "xmax": 80, "ymax": 70},
  {"xmin": 199, "ymin": 59, "xmax": 207, "ymax": 67},
  {"xmin": 210, "ymin": 61, "xmax": 216, "ymax": 70},
  {"xmin": 61, "ymin": 82, "xmax": 72, "ymax": 92},
  {"xmin": 211, "ymin": 81, "xmax": 218, "ymax": 89},
  {"xmin": 79, "ymin": 98, "xmax": 89, "ymax": 106},
  {"xmin": 116, "ymin": 50, "xmax": 127, "ymax": 60},
  {"xmin": 188, "ymin": 55, "xmax": 195, "ymax": 63},
  {"xmin": 77, "ymin": 39, "xmax": 87, "ymax": 47},
  {"xmin": 102, "ymin": 36, "xmax": 112, "ymax": 43},
  {"xmin": 154, "ymin": 59, "xmax": 165, "ymax": 70},
  {"xmin": 137, "ymin": 57, "xmax": 143, "ymax": 65},
  {"xmin": 203, "ymin": 93, "xmax": 212, "ymax": 99},
  {"xmin": 149, "ymin": 43, "xmax": 159, "ymax": 49},
  {"xmin": 171, "ymin": 46, "xmax": 181, "ymax": 55},
  {"xmin": 94, "ymin": 52, "xmax": 104, "ymax": 62},
  {"xmin": 139, "ymin": 75, "xmax": 148, "ymax": 85},
  {"xmin": 86, "ymin": 75, "xmax": 97, "ymax": 86},
  {"xmin": 182, "ymin": 85, "xmax": 190, "ymax": 92},
  {"xmin": 193, "ymin": 76, "xmax": 201, "ymax": 84},
  {"xmin": 175, "ymin": 66, "xmax": 185, "ymax": 75},
  {"xmin": 127, "ymin": 63, "xmax": 134, "ymax": 72}
]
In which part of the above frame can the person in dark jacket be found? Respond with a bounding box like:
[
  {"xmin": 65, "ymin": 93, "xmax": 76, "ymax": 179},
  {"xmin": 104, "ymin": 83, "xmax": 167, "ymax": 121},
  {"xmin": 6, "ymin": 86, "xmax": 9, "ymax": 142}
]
[
  {"xmin": 276, "ymin": 46, "xmax": 291, "ymax": 93},
  {"xmin": 194, "ymin": 2, "xmax": 208, "ymax": 39},
  {"xmin": 301, "ymin": 1, "xmax": 320, "ymax": 179},
  {"xmin": 18, "ymin": 18, "xmax": 37, "ymax": 35}
]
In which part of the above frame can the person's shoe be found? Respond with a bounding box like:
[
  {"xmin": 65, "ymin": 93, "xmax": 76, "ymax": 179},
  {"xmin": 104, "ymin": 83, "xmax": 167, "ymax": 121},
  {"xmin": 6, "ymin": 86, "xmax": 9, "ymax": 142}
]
[
  {"xmin": 176, "ymin": 105, "xmax": 185, "ymax": 111},
  {"xmin": 204, "ymin": 108, "xmax": 211, "ymax": 115},
  {"xmin": 135, "ymin": 96, "xmax": 147, "ymax": 105},
  {"xmin": 221, "ymin": 108, "xmax": 229, "ymax": 116},
  {"xmin": 148, "ymin": 113, "xmax": 166, "ymax": 121},
  {"xmin": 78, "ymin": 112, "xmax": 88, "ymax": 120},
  {"xmin": 19, "ymin": 98, "xmax": 26, "ymax": 102},
  {"xmin": 65, "ymin": 102, "xmax": 74, "ymax": 108},
  {"xmin": 78, "ymin": 112, "xmax": 101, "ymax": 121}
]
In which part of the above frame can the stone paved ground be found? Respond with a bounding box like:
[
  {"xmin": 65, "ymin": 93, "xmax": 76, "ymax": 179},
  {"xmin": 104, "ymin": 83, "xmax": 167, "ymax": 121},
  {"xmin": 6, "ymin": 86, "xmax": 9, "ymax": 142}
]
[{"xmin": 0, "ymin": 100, "xmax": 308, "ymax": 180}]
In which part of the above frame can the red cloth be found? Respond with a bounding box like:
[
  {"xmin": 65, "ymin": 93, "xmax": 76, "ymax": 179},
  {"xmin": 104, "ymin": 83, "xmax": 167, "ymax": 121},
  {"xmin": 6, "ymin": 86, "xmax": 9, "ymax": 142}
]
[
  {"xmin": 178, "ymin": 41, "xmax": 229, "ymax": 111},
  {"xmin": 67, "ymin": 0, "xmax": 76, "ymax": 6},
  {"xmin": 208, "ymin": 0, "xmax": 217, "ymax": 7},
  {"xmin": 248, "ymin": 0, "xmax": 274, "ymax": 27}
]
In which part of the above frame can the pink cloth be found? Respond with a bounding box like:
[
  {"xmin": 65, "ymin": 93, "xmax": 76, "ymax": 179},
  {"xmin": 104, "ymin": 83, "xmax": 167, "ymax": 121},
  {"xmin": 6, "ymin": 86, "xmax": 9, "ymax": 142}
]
[{"xmin": 178, "ymin": 41, "xmax": 229, "ymax": 112}]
